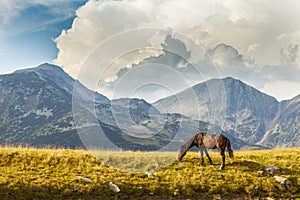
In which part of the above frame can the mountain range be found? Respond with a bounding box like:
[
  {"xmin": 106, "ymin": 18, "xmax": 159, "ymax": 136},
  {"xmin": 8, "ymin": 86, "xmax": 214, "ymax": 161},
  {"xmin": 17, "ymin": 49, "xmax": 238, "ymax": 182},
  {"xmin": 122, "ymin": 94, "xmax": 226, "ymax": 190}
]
[
  {"xmin": 153, "ymin": 77, "xmax": 299, "ymax": 148},
  {"xmin": 0, "ymin": 63, "xmax": 299, "ymax": 150}
]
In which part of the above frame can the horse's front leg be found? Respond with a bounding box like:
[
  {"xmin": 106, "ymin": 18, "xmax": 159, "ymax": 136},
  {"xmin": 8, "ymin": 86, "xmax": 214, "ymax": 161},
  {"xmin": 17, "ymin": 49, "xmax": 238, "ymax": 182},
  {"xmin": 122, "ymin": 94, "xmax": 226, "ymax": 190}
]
[
  {"xmin": 219, "ymin": 151, "xmax": 225, "ymax": 170},
  {"xmin": 203, "ymin": 147, "xmax": 213, "ymax": 165},
  {"xmin": 199, "ymin": 146, "xmax": 204, "ymax": 165}
]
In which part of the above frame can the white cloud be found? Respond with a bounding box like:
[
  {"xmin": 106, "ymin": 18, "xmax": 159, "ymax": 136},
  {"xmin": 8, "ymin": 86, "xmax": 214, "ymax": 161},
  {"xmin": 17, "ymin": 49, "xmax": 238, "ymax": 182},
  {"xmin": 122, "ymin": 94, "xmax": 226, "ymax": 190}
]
[
  {"xmin": 189, "ymin": 0, "xmax": 300, "ymax": 66},
  {"xmin": 208, "ymin": 43, "xmax": 245, "ymax": 68},
  {"xmin": 279, "ymin": 44, "xmax": 299, "ymax": 65},
  {"xmin": 0, "ymin": 1, "xmax": 23, "ymax": 24},
  {"xmin": 54, "ymin": 0, "xmax": 219, "ymax": 79},
  {"xmin": 262, "ymin": 81, "xmax": 300, "ymax": 101},
  {"xmin": 53, "ymin": 0, "xmax": 300, "ymax": 101},
  {"xmin": 206, "ymin": 43, "xmax": 264, "ymax": 90},
  {"xmin": 0, "ymin": 0, "xmax": 77, "ymax": 38},
  {"xmin": 207, "ymin": 43, "xmax": 300, "ymax": 92},
  {"xmin": 247, "ymin": 43, "xmax": 260, "ymax": 53}
]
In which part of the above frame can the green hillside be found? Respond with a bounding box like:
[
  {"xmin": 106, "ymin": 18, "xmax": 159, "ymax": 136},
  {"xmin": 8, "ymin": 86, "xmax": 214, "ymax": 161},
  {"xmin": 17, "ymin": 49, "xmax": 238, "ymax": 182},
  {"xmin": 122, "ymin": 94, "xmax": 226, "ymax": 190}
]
[{"xmin": 0, "ymin": 147, "xmax": 299, "ymax": 199}]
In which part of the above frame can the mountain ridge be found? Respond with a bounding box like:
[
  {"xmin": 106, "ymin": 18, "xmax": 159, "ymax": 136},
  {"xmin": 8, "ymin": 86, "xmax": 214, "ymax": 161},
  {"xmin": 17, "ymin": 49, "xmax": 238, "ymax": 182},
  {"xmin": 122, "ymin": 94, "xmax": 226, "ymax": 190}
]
[
  {"xmin": 0, "ymin": 63, "xmax": 230, "ymax": 150},
  {"xmin": 0, "ymin": 63, "xmax": 299, "ymax": 149},
  {"xmin": 153, "ymin": 76, "xmax": 299, "ymax": 148}
]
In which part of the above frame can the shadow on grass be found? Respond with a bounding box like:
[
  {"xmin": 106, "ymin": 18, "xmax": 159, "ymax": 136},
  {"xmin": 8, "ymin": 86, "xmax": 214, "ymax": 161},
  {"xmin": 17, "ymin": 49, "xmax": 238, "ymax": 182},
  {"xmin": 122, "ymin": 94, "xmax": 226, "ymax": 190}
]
[{"xmin": 229, "ymin": 160, "xmax": 264, "ymax": 172}]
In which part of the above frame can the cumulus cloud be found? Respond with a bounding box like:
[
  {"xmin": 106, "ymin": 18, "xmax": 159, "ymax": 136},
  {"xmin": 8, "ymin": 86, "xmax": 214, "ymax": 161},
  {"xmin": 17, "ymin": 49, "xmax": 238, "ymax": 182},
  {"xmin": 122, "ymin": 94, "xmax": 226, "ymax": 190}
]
[
  {"xmin": 54, "ymin": 0, "xmax": 221, "ymax": 78},
  {"xmin": 95, "ymin": 33, "xmax": 212, "ymax": 102},
  {"xmin": 54, "ymin": 0, "xmax": 300, "ymax": 101},
  {"xmin": 247, "ymin": 43, "xmax": 260, "ymax": 53},
  {"xmin": 206, "ymin": 43, "xmax": 264, "ymax": 87},
  {"xmin": 208, "ymin": 43, "xmax": 248, "ymax": 68},
  {"xmin": 280, "ymin": 44, "xmax": 299, "ymax": 66},
  {"xmin": 207, "ymin": 43, "xmax": 300, "ymax": 92}
]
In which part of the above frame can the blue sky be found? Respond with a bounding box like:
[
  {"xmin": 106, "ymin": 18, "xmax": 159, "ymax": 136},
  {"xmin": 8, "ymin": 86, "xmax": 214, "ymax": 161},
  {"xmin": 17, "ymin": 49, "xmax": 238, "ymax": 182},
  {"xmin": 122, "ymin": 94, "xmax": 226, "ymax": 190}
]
[
  {"xmin": 1, "ymin": 0, "xmax": 300, "ymax": 101},
  {"xmin": 0, "ymin": 0, "xmax": 87, "ymax": 74}
]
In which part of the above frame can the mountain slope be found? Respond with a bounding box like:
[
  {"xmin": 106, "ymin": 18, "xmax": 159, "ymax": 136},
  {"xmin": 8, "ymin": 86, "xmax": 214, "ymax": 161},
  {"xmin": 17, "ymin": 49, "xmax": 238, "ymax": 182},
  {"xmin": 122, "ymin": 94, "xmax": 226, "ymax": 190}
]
[
  {"xmin": 154, "ymin": 77, "xmax": 285, "ymax": 146},
  {"xmin": 0, "ymin": 64, "xmax": 80, "ymax": 147},
  {"xmin": 0, "ymin": 64, "xmax": 253, "ymax": 150},
  {"xmin": 0, "ymin": 64, "xmax": 110, "ymax": 148},
  {"xmin": 0, "ymin": 64, "xmax": 181, "ymax": 149},
  {"xmin": 259, "ymin": 94, "xmax": 300, "ymax": 147},
  {"xmin": 1, "ymin": 64, "xmax": 295, "ymax": 149}
]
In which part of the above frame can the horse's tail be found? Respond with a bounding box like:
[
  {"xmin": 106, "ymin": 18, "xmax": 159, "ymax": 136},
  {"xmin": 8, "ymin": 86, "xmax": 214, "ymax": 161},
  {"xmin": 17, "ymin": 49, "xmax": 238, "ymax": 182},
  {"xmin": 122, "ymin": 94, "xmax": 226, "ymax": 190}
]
[{"xmin": 226, "ymin": 139, "xmax": 234, "ymax": 158}]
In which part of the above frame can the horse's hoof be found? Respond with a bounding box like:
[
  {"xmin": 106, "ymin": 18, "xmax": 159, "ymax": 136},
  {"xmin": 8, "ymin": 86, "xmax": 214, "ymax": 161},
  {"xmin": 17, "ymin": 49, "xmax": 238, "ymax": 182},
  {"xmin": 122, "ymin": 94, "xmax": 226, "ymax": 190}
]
[{"xmin": 219, "ymin": 166, "xmax": 224, "ymax": 170}]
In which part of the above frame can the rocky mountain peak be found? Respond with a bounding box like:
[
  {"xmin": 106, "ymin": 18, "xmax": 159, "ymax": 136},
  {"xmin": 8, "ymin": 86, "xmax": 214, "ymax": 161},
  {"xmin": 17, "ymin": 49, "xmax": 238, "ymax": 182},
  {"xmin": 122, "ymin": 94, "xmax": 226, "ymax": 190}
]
[{"xmin": 0, "ymin": 64, "xmax": 299, "ymax": 149}]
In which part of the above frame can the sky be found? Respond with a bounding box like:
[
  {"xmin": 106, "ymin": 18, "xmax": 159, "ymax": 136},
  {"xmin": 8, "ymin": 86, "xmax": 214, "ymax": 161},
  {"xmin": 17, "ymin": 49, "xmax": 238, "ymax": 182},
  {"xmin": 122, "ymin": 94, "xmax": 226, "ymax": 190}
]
[
  {"xmin": 1, "ymin": 0, "xmax": 300, "ymax": 102},
  {"xmin": 0, "ymin": 0, "xmax": 87, "ymax": 73}
]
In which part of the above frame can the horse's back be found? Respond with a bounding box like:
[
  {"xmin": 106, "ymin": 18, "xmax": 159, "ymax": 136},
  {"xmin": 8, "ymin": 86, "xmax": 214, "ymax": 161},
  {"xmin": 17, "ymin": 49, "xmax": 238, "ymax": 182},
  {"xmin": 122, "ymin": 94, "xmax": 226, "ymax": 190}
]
[{"xmin": 201, "ymin": 133, "xmax": 221, "ymax": 148}]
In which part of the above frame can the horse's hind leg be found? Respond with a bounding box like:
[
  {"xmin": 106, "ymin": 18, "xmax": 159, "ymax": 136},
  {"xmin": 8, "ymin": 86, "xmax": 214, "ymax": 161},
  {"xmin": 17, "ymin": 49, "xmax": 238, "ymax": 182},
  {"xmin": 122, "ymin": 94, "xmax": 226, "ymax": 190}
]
[{"xmin": 219, "ymin": 150, "xmax": 225, "ymax": 170}]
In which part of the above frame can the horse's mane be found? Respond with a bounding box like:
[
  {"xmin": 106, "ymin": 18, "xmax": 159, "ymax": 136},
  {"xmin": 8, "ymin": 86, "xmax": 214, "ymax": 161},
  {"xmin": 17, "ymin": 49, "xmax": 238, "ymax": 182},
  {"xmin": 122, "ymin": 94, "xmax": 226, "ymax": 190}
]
[
  {"xmin": 178, "ymin": 135, "xmax": 196, "ymax": 160},
  {"xmin": 183, "ymin": 136, "xmax": 196, "ymax": 150}
]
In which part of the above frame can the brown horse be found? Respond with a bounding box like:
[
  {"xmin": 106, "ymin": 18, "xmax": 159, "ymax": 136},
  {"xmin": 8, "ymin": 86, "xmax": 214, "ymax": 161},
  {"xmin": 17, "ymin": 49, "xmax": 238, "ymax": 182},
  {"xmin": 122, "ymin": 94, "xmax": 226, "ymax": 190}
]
[{"xmin": 178, "ymin": 132, "xmax": 234, "ymax": 170}]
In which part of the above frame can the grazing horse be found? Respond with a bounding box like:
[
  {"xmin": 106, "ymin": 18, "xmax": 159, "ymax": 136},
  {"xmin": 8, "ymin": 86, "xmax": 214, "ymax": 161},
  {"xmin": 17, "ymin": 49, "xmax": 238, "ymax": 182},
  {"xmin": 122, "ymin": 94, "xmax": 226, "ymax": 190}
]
[{"xmin": 178, "ymin": 132, "xmax": 234, "ymax": 170}]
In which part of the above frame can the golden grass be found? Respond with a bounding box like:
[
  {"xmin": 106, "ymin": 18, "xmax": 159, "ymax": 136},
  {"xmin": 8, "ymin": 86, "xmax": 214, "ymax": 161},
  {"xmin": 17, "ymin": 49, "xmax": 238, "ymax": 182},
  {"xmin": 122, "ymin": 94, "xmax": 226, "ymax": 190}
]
[
  {"xmin": 91, "ymin": 150, "xmax": 177, "ymax": 173},
  {"xmin": 0, "ymin": 147, "xmax": 299, "ymax": 199}
]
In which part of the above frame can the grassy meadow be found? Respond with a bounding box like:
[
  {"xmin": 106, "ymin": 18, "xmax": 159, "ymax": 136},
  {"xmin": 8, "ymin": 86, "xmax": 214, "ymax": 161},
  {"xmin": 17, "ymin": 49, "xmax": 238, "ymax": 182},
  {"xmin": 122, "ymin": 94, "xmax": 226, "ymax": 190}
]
[{"xmin": 0, "ymin": 147, "xmax": 299, "ymax": 199}]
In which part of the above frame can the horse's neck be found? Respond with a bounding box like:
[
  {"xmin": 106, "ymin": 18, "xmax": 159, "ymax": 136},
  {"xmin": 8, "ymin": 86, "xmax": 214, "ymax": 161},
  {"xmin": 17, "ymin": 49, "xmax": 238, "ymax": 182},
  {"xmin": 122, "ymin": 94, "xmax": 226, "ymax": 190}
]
[{"xmin": 184, "ymin": 137, "xmax": 196, "ymax": 151}]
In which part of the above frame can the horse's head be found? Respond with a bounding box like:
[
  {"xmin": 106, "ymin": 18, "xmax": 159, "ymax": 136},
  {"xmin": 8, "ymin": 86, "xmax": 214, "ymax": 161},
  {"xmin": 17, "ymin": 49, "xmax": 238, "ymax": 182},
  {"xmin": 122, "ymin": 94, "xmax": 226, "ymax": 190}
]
[{"xmin": 178, "ymin": 146, "xmax": 187, "ymax": 161}]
